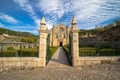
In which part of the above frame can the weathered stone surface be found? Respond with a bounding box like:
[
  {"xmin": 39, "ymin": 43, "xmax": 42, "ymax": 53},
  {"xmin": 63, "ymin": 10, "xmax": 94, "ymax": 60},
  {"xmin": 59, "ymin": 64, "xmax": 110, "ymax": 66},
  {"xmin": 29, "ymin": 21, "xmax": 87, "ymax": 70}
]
[
  {"xmin": 77, "ymin": 57, "xmax": 120, "ymax": 66},
  {"xmin": 0, "ymin": 57, "xmax": 43, "ymax": 72}
]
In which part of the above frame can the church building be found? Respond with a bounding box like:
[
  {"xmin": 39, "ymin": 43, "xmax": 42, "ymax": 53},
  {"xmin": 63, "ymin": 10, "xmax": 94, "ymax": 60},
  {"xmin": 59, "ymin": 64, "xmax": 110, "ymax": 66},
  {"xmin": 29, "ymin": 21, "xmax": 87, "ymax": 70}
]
[{"xmin": 49, "ymin": 23, "xmax": 70, "ymax": 47}]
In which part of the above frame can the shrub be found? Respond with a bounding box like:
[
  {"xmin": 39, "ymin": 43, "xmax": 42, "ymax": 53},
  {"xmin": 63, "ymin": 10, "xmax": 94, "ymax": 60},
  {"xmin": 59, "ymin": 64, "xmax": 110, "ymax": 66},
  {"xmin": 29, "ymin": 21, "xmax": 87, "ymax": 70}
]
[
  {"xmin": 0, "ymin": 50, "xmax": 17, "ymax": 57},
  {"xmin": 63, "ymin": 46, "xmax": 71, "ymax": 64},
  {"xmin": 100, "ymin": 43, "xmax": 110, "ymax": 49},
  {"xmin": 79, "ymin": 47, "xmax": 96, "ymax": 56},
  {"xmin": 99, "ymin": 48, "xmax": 116, "ymax": 56},
  {"xmin": 7, "ymin": 47, "xmax": 14, "ymax": 50},
  {"xmin": 18, "ymin": 48, "xmax": 38, "ymax": 57}
]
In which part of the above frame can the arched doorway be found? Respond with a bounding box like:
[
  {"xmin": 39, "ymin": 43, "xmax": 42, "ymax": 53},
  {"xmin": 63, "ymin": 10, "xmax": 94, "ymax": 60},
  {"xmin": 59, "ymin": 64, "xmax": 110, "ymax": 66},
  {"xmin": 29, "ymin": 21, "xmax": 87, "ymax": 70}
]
[{"xmin": 60, "ymin": 42, "xmax": 63, "ymax": 47}]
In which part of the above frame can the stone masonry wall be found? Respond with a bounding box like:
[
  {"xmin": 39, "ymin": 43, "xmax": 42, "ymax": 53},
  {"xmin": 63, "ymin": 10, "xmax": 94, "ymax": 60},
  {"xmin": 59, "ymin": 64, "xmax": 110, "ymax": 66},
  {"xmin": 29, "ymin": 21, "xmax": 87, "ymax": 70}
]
[
  {"xmin": 0, "ymin": 57, "xmax": 43, "ymax": 72},
  {"xmin": 76, "ymin": 56, "xmax": 120, "ymax": 66}
]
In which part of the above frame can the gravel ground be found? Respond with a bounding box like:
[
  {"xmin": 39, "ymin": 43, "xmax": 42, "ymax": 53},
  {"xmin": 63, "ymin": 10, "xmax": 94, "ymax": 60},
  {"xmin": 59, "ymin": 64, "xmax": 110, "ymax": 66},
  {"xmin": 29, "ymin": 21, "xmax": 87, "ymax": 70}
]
[{"xmin": 0, "ymin": 63, "xmax": 120, "ymax": 80}]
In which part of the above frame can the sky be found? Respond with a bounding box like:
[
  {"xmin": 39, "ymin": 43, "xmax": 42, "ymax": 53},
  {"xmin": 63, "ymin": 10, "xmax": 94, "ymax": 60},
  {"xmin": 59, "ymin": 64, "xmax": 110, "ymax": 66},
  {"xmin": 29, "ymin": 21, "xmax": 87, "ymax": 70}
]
[{"xmin": 0, "ymin": 0, "xmax": 120, "ymax": 35}]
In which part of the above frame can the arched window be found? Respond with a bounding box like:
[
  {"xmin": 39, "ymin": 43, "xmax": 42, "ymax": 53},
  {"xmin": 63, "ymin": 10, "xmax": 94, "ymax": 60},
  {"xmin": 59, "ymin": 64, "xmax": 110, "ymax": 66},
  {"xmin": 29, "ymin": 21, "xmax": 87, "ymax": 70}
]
[
  {"xmin": 56, "ymin": 34, "xmax": 58, "ymax": 38},
  {"xmin": 59, "ymin": 27, "xmax": 64, "ymax": 32},
  {"xmin": 64, "ymin": 34, "xmax": 66, "ymax": 38}
]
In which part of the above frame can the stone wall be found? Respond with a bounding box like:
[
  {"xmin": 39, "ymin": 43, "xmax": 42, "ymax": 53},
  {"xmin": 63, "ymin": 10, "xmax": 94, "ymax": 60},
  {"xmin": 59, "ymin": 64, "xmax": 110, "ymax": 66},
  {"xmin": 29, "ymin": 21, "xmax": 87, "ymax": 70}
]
[
  {"xmin": 0, "ymin": 57, "xmax": 43, "ymax": 72},
  {"xmin": 76, "ymin": 56, "xmax": 120, "ymax": 66}
]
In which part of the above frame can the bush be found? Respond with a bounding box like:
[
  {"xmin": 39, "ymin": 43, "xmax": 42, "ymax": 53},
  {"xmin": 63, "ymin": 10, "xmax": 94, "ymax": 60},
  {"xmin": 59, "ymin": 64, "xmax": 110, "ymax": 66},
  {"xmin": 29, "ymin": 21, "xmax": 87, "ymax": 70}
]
[
  {"xmin": 18, "ymin": 48, "xmax": 38, "ymax": 57},
  {"xmin": 79, "ymin": 47, "xmax": 96, "ymax": 56},
  {"xmin": 100, "ymin": 43, "xmax": 110, "ymax": 49},
  {"xmin": 99, "ymin": 48, "xmax": 117, "ymax": 56},
  {"xmin": 0, "ymin": 50, "xmax": 17, "ymax": 57},
  {"xmin": 63, "ymin": 46, "xmax": 71, "ymax": 64},
  {"xmin": 7, "ymin": 47, "xmax": 14, "ymax": 50}
]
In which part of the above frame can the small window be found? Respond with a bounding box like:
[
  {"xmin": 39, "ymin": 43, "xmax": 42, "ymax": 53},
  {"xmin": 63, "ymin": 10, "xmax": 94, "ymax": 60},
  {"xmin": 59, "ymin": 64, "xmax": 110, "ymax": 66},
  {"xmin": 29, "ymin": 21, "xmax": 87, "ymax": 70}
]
[
  {"xmin": 59, "ymin": 27, "xmax": 64, "ymax": 32},
  {"xmin": 64, "ymin": 34, "xmax": 66, "ymax": 38},
  {"xmin": 56, "ymin": 34, "xmax": 58, "ymax": 38}
]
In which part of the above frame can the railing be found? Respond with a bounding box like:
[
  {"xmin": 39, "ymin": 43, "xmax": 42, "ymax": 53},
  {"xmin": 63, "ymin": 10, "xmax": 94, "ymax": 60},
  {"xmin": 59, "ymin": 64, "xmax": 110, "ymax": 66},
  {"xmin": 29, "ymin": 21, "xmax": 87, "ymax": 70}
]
[{"xmin": 46, "ymin": 34, "xmax": 50, "ymax": 64}]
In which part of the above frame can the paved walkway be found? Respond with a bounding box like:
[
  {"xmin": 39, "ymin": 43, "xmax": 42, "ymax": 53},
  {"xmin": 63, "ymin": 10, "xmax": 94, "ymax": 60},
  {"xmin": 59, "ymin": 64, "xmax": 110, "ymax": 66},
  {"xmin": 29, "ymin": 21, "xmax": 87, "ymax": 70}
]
[{"xmin": 47, "ymin": 47, "xmax": 70, "ymax": 67}]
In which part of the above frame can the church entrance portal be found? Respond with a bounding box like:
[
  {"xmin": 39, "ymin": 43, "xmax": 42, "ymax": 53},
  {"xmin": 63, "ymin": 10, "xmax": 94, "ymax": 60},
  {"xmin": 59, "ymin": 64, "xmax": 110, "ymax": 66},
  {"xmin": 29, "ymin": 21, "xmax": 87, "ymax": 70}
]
[{"xmin": 60, "ymin": 42, "xmax": 63, "ymax": 47}]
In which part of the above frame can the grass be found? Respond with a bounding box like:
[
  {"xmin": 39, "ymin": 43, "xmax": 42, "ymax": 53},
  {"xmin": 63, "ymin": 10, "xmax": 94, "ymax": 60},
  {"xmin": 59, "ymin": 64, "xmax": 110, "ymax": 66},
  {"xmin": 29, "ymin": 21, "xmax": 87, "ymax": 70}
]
[{"xmin": 46, "ymin": 46, "xmax": 59, "ymax": 64}]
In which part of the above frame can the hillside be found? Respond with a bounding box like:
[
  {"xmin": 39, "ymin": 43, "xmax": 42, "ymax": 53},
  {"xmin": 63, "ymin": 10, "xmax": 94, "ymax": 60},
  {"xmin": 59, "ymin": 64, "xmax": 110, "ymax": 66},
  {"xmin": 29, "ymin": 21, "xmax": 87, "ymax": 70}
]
[
  {"xmin": 97, "ymin": 25, "xmax": 120, "ymax": 41},
  {"xmin": 79, "ymin": 19, "xmax": 120, "ymax": 41},
  {"xmin": 0, "ymin": 28, "xmax": 38, "ymax": 43},
  {"xmin": 0, "ymin": 27, "xmax": 37, "ymax": 37}
]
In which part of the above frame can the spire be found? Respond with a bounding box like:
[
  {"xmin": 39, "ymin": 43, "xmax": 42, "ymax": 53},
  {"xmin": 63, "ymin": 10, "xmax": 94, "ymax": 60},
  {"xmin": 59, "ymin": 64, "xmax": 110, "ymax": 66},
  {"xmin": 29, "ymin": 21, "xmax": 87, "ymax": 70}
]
[
  {"xmin": 72, "ymin": 16, "xmax": 77, "ymax": 24},
  {"xmin": 40, "ymin": 17, "xmax": 46, "ymax": 25},
  {"xmin": 71, "ymin": 16, "xmax": 77, "ymax": 30}
]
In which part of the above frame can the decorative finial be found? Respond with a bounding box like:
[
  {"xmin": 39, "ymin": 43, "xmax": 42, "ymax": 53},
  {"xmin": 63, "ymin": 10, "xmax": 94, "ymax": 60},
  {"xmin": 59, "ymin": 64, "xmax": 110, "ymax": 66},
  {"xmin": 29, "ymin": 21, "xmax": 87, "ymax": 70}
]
[
  {"xmin": 40, "ymin": 17, "xmax": 46, "ymax": 25},
  {"xmin": 72, "ymin": 16, "xmax": 77, "ymax": 24}
]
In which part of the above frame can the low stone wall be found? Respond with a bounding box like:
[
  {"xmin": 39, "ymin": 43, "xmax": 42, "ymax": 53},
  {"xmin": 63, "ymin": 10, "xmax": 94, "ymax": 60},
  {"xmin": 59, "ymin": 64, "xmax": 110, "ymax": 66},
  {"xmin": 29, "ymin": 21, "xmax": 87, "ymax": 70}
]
[
  {"xmin": 0, "ymin": 57, "xmax": 44, "ymax": 72},
  {"xmin": 76, "ymin": 56, "xmax": 120, "ymax": 66}
]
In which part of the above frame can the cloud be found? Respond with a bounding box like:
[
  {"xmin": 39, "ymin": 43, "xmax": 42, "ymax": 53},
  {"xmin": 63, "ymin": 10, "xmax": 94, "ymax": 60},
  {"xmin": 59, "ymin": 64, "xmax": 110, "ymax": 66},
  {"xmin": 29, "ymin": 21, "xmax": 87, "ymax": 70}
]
[
  {"xmin": 38, "ymin": 0, "xmax": 120, "ymax": 29},
  {"xmin": 13, "ymin": 0, "xmax": 40, "ymax": 26},
  {"xmin": 0, "ymin": 13, "xmax": 19, "ymax": 24},
  {"xmin": 38, "ymin": 0, "xmax": 64, "ymax": 22}
]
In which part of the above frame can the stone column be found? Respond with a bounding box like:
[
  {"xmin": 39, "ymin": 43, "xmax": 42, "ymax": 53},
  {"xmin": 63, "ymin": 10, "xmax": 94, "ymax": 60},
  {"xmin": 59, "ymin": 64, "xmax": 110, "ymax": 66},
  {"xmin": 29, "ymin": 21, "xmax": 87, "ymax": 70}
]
[
  {"xmin": 71, "ymin": 17, "xmax": 79, "ymax": 67},
  {"xmin": 38, "ymin": 17, "xmax": 47, "ymax": 67}
]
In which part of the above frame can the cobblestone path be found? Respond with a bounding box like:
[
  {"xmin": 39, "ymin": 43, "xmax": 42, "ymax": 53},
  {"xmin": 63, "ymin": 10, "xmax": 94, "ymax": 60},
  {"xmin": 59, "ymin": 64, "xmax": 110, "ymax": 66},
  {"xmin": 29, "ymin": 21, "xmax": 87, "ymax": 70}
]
[{"xmin": 47, "ymin": 47, "xmax": 70, "ymax": 67}]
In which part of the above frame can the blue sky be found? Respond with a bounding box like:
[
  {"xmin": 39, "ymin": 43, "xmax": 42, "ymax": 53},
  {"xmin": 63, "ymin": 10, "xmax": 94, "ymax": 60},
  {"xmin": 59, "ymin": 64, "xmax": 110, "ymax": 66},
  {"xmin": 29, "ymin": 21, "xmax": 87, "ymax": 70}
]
[{"xmin": 0, "ymin": 0, "xmax": 120, "ymax": 34}]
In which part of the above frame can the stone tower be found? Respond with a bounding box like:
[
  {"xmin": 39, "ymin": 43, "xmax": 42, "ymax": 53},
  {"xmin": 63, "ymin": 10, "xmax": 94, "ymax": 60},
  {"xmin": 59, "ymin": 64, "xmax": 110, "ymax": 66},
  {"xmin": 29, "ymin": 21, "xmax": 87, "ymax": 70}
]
[
  {"xmin": 71, "ymin": 17, "xmax": 79, "ymax": 66},
  {"xmin": 38, "ymin": 17, "xmax": 48, "ymax": 66}
]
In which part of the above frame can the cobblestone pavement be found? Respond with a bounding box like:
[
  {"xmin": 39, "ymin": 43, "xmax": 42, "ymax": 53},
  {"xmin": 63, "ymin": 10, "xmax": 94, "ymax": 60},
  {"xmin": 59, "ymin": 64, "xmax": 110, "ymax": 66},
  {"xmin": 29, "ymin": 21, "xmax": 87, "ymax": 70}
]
[{"xmin": 0, "ymin": 47, "xmax": 120, "ymax": 80}]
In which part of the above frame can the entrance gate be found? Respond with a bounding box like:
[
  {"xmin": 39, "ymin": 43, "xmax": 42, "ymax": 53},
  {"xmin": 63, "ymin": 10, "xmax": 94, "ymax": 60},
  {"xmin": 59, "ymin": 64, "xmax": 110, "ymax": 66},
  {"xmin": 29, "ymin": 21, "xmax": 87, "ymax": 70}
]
[{"xmin": 39, "ymin": 17, "xmax": 79, "ymax": 67}]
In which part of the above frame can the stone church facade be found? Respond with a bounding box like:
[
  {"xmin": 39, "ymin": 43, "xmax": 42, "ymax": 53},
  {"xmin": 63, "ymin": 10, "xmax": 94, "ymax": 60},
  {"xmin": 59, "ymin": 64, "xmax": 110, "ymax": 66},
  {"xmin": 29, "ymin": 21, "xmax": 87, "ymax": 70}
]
[{"xmin": 49, "ymin": 23, "xmax": 70, "ymax": 47}]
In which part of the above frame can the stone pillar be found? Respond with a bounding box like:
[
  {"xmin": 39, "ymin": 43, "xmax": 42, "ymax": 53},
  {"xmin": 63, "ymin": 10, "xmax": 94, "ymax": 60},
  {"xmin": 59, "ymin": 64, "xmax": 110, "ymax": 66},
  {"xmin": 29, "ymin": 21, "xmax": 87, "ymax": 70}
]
[
  {"xmin": 38, "ymin": 17, "xmax": 47, "ymax": 67},
  {"xmin": 71, "ymin": 17, "xmax": 79, "ymax": 67}
]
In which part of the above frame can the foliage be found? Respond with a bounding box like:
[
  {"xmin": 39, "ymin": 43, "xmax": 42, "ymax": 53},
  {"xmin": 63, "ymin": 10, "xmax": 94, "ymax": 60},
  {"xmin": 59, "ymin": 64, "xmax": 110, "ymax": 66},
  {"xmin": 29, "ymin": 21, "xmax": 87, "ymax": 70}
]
[
  {"xmin": 99, "ymin": 43, "xmax": 110, "ymax": 49},
  {"xmin": 18, "ymin": 48, "xmax": 38, "ymax": 57},
  {"xmin": 46, "ymin": 46, "xmax": 59, "ymax": 63},
  {"xmin": 7, "ymin": 47, "xmax": 14, "ymax": 50},
  {"xmin": 79, "ymin": 29, "xmax": 97, "ymax": 36},
  {"xmin": 79, "ymin": 46, "xmax": 120, "ymax": 56},
  {"xmin": 0, "ymin": 50, "xmax": 17, "ymax": 57},
  {"xmin": 0, "ymin": 27, "xmax": 38, "ymax": 37},
  {"xmin": 20, "ymin": 37, "xmax": 38, "ymax": 43},
  {"xmin": 79, "ymin": 47, "xmax": 96, "ymax": 56},
  {"xmin": 63, "ymin": 46, "xmax": 71, "ymax": 64},
  {"xmin": 99, "ymin": 48, "xmax": 120, "ymax": 56},
  {"xmin": 49, "ymin": 47, "xmax": 59, "ymax": 58},
  {"xmin": 115, "ymin": 19, "xmax": 120, "ymax": 26}
]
